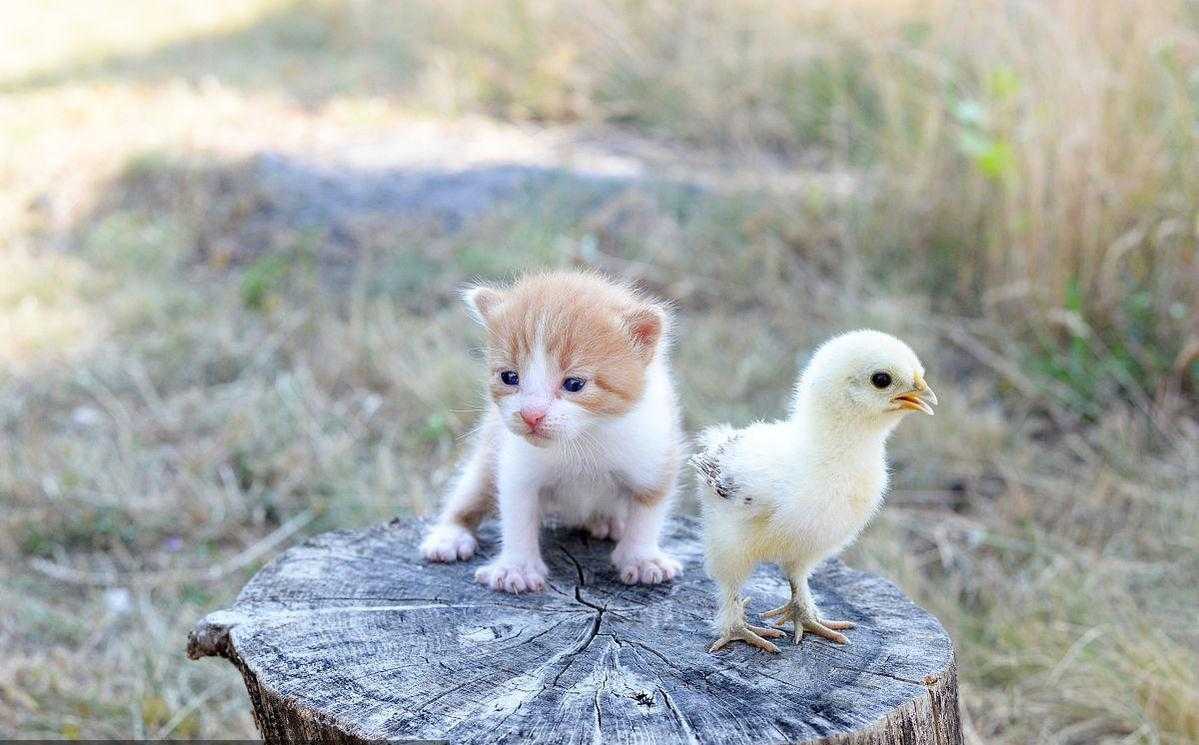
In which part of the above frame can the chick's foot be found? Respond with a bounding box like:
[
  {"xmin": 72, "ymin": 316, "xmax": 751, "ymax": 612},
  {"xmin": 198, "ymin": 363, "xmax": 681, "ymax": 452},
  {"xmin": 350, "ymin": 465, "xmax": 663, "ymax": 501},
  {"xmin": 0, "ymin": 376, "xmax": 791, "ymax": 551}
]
[
  {"xmin": 762, "ymin": 602, "xmax": 855, "ymax": 645},
  {"xmin": 708, "ymin": 624, "xmax": 785, "ymax": 654},
  {"xmin": 708, "ymin": 596, "xmax": 785, "ymax": 653}
]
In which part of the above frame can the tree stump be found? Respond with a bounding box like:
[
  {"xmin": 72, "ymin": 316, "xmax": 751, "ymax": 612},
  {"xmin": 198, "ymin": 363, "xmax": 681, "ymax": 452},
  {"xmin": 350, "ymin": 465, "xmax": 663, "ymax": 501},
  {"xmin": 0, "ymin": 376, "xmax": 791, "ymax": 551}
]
[{"xmin": 188, "ymin": 517, "xmax": 962, "ymax": 744}]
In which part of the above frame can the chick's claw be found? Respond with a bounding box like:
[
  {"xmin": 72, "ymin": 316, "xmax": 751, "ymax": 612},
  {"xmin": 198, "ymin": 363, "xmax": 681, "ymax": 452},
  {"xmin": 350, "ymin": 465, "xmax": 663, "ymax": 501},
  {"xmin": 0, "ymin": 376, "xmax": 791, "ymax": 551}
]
[
  {"xmin": 708, "ymin": 624, "xmax": 786, "ymax": 654},
  {"xmin": 763, "ymin": 603, "xmax": 856, "ymax": 645}
]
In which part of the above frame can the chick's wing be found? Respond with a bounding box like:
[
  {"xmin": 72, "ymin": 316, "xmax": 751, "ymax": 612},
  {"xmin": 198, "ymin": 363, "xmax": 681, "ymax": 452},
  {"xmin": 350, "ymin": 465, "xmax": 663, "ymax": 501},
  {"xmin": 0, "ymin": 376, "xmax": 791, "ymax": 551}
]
[{"xmin": 691, "ymin": 426, "xmax": 750, "ymax": 505}]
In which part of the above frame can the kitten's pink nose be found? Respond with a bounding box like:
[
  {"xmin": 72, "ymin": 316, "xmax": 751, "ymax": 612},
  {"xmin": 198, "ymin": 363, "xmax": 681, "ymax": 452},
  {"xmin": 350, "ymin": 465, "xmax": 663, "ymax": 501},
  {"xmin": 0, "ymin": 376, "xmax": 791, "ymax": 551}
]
[{"xmin": 520, "ymin": 408, "xmax": 546, "ymax": 431}]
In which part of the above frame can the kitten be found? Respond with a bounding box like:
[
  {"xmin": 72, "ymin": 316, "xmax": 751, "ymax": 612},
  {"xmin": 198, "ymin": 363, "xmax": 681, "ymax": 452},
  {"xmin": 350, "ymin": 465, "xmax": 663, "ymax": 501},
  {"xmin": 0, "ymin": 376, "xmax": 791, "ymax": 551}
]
[{"xmin": 420, "ymin": 270, "xmax": 684, "ymax": 593}]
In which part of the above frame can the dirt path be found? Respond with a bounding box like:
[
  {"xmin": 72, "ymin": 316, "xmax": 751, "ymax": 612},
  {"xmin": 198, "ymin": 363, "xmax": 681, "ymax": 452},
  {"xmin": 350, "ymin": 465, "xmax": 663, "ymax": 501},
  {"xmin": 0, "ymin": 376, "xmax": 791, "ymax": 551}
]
[
  {"xmin": 85, "ymin": 115, "xmax": 849, "ymax": 258},
  {"xmin": 76, "ymin": 115, "xmax": 861, "ymax": 286}
]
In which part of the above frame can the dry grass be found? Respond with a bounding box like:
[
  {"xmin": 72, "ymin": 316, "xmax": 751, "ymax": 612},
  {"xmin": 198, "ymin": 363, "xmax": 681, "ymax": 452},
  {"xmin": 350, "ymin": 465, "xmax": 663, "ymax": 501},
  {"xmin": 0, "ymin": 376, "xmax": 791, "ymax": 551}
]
[
  {"xmin": 1, "ymin": 1, "xmax": 1196, "ymax": 742},
  {"xmin": 323, "ymin": 0, "xmax": 1197, "ymax": 397}
]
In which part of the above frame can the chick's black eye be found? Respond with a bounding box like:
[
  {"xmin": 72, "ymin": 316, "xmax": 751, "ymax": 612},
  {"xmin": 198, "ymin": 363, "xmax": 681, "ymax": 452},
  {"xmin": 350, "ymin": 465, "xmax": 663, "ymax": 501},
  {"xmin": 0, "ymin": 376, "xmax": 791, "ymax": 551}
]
[
  {"xmin": 500, "ymin": 371, "xmax": 519, "ymax": 386},
  {"xmin": 562, "ymin": 377, "xmax": 586, "ymax": 393},
  {"xmin": 870, "ymin": 371, "xmax": 892, "ymax": 389}
]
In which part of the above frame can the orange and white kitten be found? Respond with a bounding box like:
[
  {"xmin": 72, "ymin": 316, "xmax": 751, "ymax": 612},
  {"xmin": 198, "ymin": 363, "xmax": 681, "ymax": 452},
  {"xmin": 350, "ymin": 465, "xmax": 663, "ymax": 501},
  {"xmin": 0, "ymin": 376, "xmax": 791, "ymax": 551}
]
[{"xmin": 420, "ymin": 271, "xmax": 684, "ymax": 593}]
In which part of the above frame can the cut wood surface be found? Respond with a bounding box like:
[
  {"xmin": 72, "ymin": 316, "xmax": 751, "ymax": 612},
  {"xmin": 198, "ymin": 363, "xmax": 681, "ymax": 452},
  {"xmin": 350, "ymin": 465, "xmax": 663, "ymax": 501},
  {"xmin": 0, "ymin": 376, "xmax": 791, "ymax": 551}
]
[{"xmin": 188, "ymin": 517, "xmax": 961, "ymax": 744}]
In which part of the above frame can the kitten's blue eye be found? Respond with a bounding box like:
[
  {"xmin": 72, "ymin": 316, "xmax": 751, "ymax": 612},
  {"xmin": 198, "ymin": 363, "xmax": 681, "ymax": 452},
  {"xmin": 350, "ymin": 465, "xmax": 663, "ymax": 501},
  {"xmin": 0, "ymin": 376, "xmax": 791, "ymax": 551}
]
[
  {"xmin": 562, "ymin": 377, "xmax": 586, "ymax": 393},
  {"xmin": 500, "ymin": 371, "xmax": 519, "ymax": 386}
]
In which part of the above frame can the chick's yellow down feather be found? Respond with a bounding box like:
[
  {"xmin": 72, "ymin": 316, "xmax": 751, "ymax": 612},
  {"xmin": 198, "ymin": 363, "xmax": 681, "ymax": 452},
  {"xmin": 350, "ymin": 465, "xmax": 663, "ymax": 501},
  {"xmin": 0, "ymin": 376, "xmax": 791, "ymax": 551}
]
[{"xmin": 692, "ymin": 330, "xmax": 937, "ymax": 653}]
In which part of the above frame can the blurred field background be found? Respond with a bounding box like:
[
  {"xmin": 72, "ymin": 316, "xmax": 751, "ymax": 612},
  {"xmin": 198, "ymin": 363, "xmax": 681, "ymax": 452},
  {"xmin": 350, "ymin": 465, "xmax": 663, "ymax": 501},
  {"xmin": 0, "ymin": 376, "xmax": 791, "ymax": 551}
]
[{"xmin": 1, "ymin": 0, "xmax": 1197, "ymax": 741}]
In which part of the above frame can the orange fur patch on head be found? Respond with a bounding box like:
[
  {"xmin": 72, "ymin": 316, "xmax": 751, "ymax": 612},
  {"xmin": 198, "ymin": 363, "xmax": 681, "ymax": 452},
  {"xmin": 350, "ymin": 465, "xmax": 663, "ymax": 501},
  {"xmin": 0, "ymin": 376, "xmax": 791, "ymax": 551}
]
[{"xmin": 471, "ymin": 271, "xmax": 667, "ymax": 417}]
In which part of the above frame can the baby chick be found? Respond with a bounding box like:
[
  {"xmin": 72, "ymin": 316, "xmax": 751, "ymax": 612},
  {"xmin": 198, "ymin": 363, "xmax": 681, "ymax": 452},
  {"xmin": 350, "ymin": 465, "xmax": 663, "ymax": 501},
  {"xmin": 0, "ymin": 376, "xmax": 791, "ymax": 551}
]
[{"xmin": 692, "ymin": 330, "xmax": 936, "ymax": 653}]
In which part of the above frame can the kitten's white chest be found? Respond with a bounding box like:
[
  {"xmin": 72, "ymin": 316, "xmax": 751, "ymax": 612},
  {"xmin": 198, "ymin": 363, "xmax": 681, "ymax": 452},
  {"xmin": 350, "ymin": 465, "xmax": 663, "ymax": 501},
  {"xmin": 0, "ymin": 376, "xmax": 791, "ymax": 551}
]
[{"xmin": 540, "ymin": 472, "xmax": 622, "ymax": 525}]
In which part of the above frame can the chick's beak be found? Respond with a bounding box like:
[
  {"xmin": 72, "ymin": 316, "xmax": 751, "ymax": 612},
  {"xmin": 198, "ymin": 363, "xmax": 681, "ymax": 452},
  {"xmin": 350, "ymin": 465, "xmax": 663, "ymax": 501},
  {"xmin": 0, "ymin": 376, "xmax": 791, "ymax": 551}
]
[{"xmin": 891, "ymin": 377, "xmax": 938, "ymax": 416}]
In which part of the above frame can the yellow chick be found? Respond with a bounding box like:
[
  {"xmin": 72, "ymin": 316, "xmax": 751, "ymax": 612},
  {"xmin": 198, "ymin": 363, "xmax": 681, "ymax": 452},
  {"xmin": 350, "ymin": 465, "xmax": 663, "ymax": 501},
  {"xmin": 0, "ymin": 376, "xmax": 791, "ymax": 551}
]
[{"xmin": 692, "ymin": 330, "xmax": 937, "ymax": 653}]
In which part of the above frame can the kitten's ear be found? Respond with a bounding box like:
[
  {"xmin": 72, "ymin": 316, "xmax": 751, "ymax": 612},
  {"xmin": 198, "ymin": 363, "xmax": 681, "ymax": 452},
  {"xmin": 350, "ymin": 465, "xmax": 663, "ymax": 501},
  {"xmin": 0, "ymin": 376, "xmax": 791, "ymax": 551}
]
[
  {"xmin": 623, "ymin": 303, "xmax": 667, "ymax": 361},
  {"xmin": 463, "ymin": 285, "xmax": 505, "ymax": 326}
]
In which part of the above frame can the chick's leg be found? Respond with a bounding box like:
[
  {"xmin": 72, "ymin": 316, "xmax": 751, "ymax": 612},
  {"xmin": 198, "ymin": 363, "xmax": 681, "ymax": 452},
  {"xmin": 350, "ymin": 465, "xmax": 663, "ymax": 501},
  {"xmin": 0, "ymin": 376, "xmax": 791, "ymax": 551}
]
[
  {"xmin": 706, "ymin": 555, "xmax": 784, "ymax": 654},
  {"xmin": 763, "ymin": 569, "xmax": 856, "ymax": 645},
  {"xmin": 709, "ymin": 593, "xmax": 786, "ymax": 653}
]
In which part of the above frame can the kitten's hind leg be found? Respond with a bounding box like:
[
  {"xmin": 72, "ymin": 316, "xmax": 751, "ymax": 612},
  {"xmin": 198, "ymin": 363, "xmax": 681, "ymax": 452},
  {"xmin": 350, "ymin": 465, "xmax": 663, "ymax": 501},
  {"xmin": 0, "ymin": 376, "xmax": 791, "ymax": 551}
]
[
  {"xmin": 420, "ymin": 426, "xmax": 496, "ymax": 562},
  {"xmin": 584, "ymin": 512, "xmax": 625, "ymax": 542}
]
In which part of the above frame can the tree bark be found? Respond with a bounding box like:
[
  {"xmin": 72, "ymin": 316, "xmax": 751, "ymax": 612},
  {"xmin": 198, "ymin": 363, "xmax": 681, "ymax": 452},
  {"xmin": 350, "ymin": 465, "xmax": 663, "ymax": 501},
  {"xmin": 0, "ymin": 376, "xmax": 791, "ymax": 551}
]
[{"xmin": 189, "ymin": 517, "xmax": 961, "ymax": 744}]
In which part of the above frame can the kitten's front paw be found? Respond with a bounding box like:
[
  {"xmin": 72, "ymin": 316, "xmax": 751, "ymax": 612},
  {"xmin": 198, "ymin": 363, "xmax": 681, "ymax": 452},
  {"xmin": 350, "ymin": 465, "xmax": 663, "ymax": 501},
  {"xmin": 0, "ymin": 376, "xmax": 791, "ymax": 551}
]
[
  {"xmin": 474, "ymin": 556, "xmax": 548, "ymax": 594},
  {"xmin": 420, "ymin": 523, "xmax": 477, "ymax": 562},
  {"xmin": 615, "ymin": 550, "xmax": 682, "ymax": 585}
]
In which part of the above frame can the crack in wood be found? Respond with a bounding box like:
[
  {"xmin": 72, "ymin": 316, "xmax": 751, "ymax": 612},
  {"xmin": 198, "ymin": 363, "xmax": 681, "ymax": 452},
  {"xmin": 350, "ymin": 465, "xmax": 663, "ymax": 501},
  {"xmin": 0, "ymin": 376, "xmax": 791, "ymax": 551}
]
[
  {"xmin": 927, "ymin": 676, "xmax": 947, "ymax": 745},
  {"xmin": 560, "ymin": 546, "xmax": 588, "ymax": 587},
  {"xmin": 407, "ymin": 671, "xmax": 495, "ymax": 716},
  {"xmin": 591, "ymin": 655, "xmax": 609, "ymax": 744},
  {"xmin": 549, "ymin": 609, "xmax": 604, "ymax": 690},
  {"xmin": 518, "ymin": 617, "xmax": 571, "ymax": 647},
  {"xmin": 657, "ymin": 684, "xmax": 700, "ymax": 745},
  {"xmin": 830, "ymin": 665, "xmax": 927, "ymax": 687}
]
